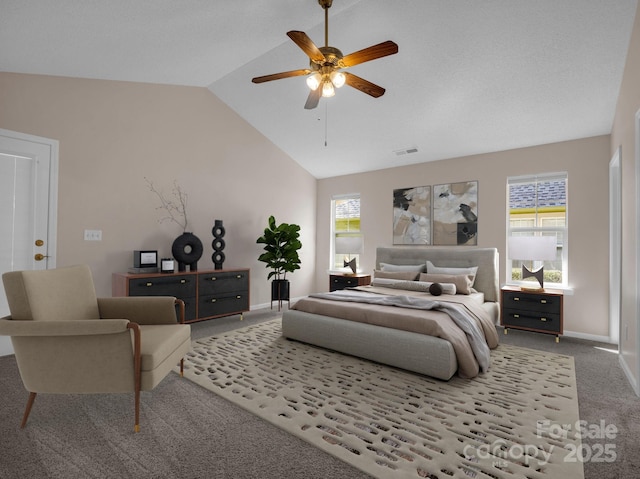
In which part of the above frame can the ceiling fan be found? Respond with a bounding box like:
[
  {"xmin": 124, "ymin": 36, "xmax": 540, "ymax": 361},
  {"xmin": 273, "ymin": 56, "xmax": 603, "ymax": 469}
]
[{"xmin": 251, "ymin": 0, "xmax": 399, "ymax": 109}]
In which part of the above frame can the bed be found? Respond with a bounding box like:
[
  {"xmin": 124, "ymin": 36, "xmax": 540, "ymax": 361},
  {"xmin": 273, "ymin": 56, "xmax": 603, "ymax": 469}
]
[{"xmin": 281, "ymin": 246, "xmax": 500, "ymax": 380}]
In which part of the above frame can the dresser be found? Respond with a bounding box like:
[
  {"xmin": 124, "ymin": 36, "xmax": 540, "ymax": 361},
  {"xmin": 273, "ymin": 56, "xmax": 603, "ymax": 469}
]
[
  {"xmin": 112, "ymin": 268, "xmax": 249, "ymax": 323},
  {"xmin": 329, "ymin": 273, "xmax": 371, "ymax": 292},
  {"xmin": 501, "ymin": 285, "xmax": 563, "ymax": 341}
]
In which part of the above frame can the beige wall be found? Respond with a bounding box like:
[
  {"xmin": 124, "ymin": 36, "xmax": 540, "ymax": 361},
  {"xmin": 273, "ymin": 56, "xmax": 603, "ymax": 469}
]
[
  {"xmin": 0, "ymin": 73, "xmax": 317, "ymax": 305},
  {"xmin": 611, "ymin": 5, "xmax": 640, "ymax": 390},
  {"xmin": 317, "ymin": 135, "xmax": 611, "ymax": 339}
]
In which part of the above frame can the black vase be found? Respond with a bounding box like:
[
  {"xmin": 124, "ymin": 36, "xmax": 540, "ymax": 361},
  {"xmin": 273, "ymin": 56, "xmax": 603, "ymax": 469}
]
[
  {"xmin": 171, "ymin": 232, "xmax": 203, "ymax": 272},
  {"xmin": 211, "ymin": 219, "xmax": 226, "ymax": 270}
]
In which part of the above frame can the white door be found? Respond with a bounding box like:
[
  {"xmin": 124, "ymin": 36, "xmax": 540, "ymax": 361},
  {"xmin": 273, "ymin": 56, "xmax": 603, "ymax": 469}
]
[
  {"xmin": 609, "ymin": 147, "xmax": 621, "ymax": 345},
  {"xmin": 0, "ymin": 129, "xmax": 58, "ymax": 356}
]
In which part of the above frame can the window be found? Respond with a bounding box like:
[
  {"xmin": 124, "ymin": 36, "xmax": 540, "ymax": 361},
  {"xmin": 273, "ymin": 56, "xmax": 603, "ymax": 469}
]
[
  {"xmin": 331, "ymin": 194, "xmax": 362, "ymax": 270},
  {"xmin": 507, "ymin": 173, "xmax": 567, "ymax": 287}
]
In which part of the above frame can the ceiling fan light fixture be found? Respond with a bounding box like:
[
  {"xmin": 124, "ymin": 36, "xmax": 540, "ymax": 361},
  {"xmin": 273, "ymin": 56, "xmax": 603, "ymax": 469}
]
[
  {"xmin": 251, "ymin": 1, "xmax": 398, "ymax": 109},
  {"xmin": 330, "ymin": 70, "xmax": 346, "ymax": 88},
  {"xmin": 321, "ymin": 80, "xmax": 335, "ymax": 97},
  {"xmin": 306, "ymin": 72, "xmax": 322, "ymax": 90}
]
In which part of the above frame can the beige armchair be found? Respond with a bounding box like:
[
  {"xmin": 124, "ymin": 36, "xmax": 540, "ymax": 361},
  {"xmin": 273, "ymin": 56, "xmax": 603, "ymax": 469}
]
[{"xmin": 0, "ymin": 264, "xmax": 191, "ymax": 432}]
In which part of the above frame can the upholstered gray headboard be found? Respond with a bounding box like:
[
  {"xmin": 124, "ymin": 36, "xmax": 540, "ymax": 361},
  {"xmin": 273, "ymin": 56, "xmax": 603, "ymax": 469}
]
[{"xmin": 375, "ymin": 246, "xmax": 499, "ymax": 303}]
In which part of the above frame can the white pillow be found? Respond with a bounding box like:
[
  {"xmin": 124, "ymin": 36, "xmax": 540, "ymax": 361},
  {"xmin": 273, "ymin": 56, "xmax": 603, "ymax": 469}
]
[
  {"xmin": 426, "ymin": 261, "xmax": 478, "ymax": 284},
  {"xmin": 380, "ymin": 262, "xmax": 426, "ymax": 273}
]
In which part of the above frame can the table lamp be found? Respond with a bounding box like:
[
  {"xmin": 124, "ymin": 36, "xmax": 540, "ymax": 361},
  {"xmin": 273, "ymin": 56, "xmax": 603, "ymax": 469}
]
[
  {"xmin": 508, "ymin": 236, "xmax": 556, "ymax": 290},
  {"xmin": 335, "ymin": 235, "xmax": 363, "ymax": 275}
]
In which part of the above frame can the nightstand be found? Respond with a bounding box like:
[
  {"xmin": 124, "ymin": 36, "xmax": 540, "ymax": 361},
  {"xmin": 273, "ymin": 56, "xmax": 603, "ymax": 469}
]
[
  {"xmin": 501, "ymin": 285, "xmax": 564, "ymax": 342},
  {"xmin": 329, "ymin": 273, "xmax": 371, "ymax": 292}
]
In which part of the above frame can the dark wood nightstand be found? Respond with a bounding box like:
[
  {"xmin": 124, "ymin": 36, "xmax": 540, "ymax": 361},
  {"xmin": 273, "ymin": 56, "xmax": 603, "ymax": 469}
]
[
  {"xmin": 329, "ymin": 273, "xmax": 371, "ymax": 292},
  {"xmin": 501, "ymin": 285, "xmax": 564, "ymax": 342}
]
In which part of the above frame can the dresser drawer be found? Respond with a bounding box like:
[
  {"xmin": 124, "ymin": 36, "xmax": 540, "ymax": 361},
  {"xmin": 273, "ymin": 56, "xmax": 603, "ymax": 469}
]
[
  {"xmin": 198, "ymin": 271, "xmax": 249, "ymax": 295},
  {"xmin": 180, "ymin": 297, "xmax": 197, "ymax": 321},
  {"xmin": 128, "ymin": 275, "xmax": 196, "ymax": 297},
  {"xmin": 502, "ymin": 309, "xmax": 561, "ymax": 333},
  {"xmin": 199, "ymin": 293, "xmax": 250, "ymax": 318},
  {"xmin": 329, "ymin": 274, "xmax": 371, "ymax": 292},
  {"xmin": 502, "ymin": 291, "xmax": 561, "ymax": 314}
]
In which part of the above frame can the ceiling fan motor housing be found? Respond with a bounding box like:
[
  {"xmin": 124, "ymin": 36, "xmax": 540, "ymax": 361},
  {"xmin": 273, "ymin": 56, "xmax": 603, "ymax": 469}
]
[{"xmin": 310, "ymin": 46, "xmax": 344, "ymax": 71}]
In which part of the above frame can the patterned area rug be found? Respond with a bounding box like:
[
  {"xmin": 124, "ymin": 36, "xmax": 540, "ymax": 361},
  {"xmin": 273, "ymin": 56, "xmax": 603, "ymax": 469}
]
[{"xmin": 179, "ymin": 319, "xmax": 584, "ymax": 479}]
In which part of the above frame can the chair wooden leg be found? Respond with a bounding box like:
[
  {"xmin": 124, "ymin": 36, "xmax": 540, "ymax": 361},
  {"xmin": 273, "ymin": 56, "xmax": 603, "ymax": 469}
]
[
  {"xmin": 180, "ymin": 358, "xmax": 184, "ymax": 377},
  {"xmin": 128, "ymin": 322, "xmax": 142, "ymax": 433},
  {"xmin": 21, "ymin": 392, "xmax": 37, "ymax": 429},
  {"xmin": 134, "ymin": 389, "xmax": 140, "ymax": 433}
]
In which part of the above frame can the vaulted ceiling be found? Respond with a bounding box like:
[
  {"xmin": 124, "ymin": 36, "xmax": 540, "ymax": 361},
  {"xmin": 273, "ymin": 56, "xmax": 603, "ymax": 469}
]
[{"xmin": 1, "ymin": 0, "xmax": 637, "ymax": 178}]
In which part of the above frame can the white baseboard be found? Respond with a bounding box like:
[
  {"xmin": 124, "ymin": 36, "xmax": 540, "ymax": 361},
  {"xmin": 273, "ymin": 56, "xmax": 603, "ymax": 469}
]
[
  {"xmin": 0, "ymin": 336, "xmax": 14, "ymax": 357},
  {"xmin": 562, "ymin": 330, "xmax": 616, "ymax": 344},
  {"xmin": 250, "ymin": 296, "xmax": 305, "ymax": 313},
  {"xmin": 618, "ymin": 354, "xmax": 640, "ymax": 396}
]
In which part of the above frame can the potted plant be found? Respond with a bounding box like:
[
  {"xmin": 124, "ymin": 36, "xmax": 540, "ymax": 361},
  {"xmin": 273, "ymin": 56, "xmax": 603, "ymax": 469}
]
[{"xmin": 256, "ymin": 215, "xmax": 302, "ymax": 307}]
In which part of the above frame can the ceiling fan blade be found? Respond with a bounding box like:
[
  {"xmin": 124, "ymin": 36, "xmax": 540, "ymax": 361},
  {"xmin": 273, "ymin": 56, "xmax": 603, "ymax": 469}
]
[
  {"xmin": 340, "ymin": 40, "xmax": 398, "ymax": 68},
  {"xmin": 287, "ymin": 31, "xmax": 325, "ymax": 63},
  {"xmin": 304, "ymin": 88, "xmax": 322, "ymax": 110},
  {"xmin": 343, "ymin": 72, "xmax": 386, "ymax": 98},
  {"xmin": 252, "ymin": 69, "xmax": 311, "ymax": 84}
]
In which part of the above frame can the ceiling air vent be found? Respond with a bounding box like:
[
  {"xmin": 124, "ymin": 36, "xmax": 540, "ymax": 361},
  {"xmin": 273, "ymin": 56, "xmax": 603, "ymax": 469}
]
[{"xmin": 393, "ymin": 147, "xmax": 418, "ymax": 156}]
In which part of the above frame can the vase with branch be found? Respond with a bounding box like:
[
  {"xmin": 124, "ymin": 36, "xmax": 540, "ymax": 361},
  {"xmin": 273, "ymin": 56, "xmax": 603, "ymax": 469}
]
[{"xmin": 146, "ymin": 178, "xmax": 202, "ymax": 271}]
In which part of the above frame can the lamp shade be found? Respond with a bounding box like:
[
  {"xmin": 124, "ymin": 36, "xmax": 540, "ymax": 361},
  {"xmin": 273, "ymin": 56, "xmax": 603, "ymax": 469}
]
[
  {"xmin": 335, "ymin": 235, "xmax": 363, "ymax": 255},
  {"xmin": 508, "ymin": 236, "xmax": 556, "ymax": 261}
]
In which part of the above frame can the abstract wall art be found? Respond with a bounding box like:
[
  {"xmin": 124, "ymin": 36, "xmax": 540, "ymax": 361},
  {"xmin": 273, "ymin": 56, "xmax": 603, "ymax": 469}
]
[
  {"xmin": 393, "ymin": 185, "xmax": 431, "ymax": 244},
  {"xmin": 432, "ymin": 181, "xmax": 478, "ymax": 245}
]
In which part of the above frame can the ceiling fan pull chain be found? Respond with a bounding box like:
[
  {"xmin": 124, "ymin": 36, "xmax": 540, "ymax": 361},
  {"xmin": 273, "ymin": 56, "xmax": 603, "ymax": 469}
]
[{"xmin": 325, "ymin": 103, "xmax": 328, "ymax": 147}]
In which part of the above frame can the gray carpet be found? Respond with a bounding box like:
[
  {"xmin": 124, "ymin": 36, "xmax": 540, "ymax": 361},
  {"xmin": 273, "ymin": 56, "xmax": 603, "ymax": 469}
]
[{"xmin": 0, "ymin": 309, "xmax": 638, "ymax": 478}]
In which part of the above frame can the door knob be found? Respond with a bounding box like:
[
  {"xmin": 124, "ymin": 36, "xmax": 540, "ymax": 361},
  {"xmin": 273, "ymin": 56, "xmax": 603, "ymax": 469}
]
[
  {"xmin": 34, "ymin": 254, "xmax": 50, "ymax": 261},
  {"xmin": 35, "ymin": 239, "xmax": 45, "ymax": 246}
]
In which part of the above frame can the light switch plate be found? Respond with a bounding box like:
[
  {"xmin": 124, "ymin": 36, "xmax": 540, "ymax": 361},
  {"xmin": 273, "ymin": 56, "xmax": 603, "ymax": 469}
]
[{"xmin": 84, "ymin": 229, "xmax": 102, "ymax": 241}]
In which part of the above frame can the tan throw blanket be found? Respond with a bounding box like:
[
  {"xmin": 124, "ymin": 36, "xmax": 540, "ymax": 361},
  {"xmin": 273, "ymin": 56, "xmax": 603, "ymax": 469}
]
[{"xmin": 292, "ymin": 285, "xmax": 499, "ymax": 378}]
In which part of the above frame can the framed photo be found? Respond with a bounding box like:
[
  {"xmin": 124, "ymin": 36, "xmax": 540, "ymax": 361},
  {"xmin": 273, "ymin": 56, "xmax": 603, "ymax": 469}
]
[
  {"xmin": 393, "ymin": 185, "xmax": 431, "ymax": 244},
  {"xmin": 432, "ymin": 181, "xmax": 478, "ymax": 245},
  {"xmin": 134, "ymin": 250, "xmax": 158, "ymax": 268}
]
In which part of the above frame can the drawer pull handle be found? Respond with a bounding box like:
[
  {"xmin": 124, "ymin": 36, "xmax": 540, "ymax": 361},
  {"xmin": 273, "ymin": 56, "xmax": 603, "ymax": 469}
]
[
  {"xmin": 180, "ymin": 279, "xmax": 186, "ymax": 284},
  {"xmin": 236, "ymin": 295, "xmax": 241, "ymax": 299},
  {"xmin": 146, "ymin": 282, "xmax": 153, "ymax": 287},
  {"xmin": 210, "ymin": 299, "xmax": 217, "ymax": 303},
  {"xmin": 541, "ymin": 299, "xmax": 548, "ymax": 304},
  {"xmin": 236, "ymin": 275, "xmax": 242, "ymax": 279},
  {"xmin": 209, "ymin": 277, "xmax": 217, "ymax": 281},
  {"xmin": 513, "ymin": 314, "xmax": 520, "ymax": 318},
  {"xmin": 513, "ymin": 297, "xmax": 520, "ymax": 301},
  {"xmin": 541, "ymin": 317, "xmax": 547, "ymax": 322}
]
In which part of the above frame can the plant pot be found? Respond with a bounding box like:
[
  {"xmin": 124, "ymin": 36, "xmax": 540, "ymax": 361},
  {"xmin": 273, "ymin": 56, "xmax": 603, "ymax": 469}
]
[
  {"xmin": 271, "ymin": 279, "xmax": 290, "ymax": 301},
  {"xmin": 271, "ymin": 279, "xmax": 290, "ymax": 311}
]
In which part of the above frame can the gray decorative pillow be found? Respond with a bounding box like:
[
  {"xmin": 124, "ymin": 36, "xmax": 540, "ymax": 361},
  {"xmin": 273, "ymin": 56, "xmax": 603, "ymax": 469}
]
[
  {"xmin": 425, "ymin": 261, "xmax": 478, "ymax": 285},
  {"xmin": 419, "ymin": 273, "xmax": 474, "ymax": 295},
  {"xmin": 380, "ymin": 262, "xmax": 426, "ymax": 272},
  {"xmin": 373, "ymin": 278, "xmax": 456, "ymax": 295},
  {"xmin": 373, "ymin": 270, "xmax": 420, "ymax": 281}
]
